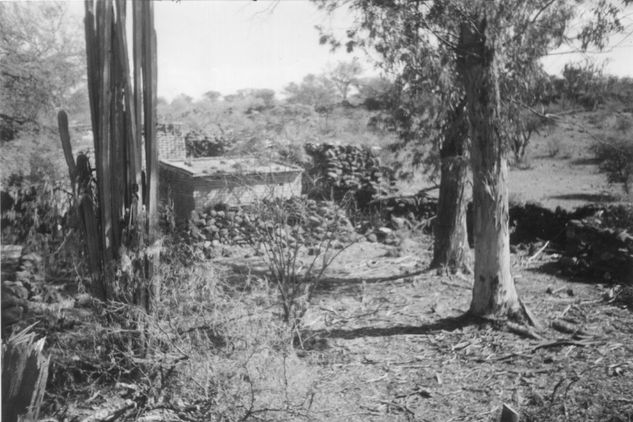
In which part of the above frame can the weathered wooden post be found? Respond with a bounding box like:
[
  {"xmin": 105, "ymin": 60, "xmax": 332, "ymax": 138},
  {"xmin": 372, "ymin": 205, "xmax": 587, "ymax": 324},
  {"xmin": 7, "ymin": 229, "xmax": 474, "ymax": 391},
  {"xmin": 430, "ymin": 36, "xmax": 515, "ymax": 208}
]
[
  {"xmin": 1, "ymin": 327, "xmax": 50, "ymax": 422},
  {"xmin": 500, "ymin": 403, "xmax": 520, "ymax": 422}
]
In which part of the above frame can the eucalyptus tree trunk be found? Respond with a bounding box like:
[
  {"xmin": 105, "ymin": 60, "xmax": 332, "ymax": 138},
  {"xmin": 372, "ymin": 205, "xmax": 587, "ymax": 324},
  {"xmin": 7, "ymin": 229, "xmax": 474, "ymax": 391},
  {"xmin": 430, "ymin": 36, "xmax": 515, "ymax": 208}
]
[
  {"xmin": 456, "ymin": 17, "xmax": 520, "ymax": 318},
  {"xmin": 431, "ymin": 101, "xmax": 471, "ymax": 274}
]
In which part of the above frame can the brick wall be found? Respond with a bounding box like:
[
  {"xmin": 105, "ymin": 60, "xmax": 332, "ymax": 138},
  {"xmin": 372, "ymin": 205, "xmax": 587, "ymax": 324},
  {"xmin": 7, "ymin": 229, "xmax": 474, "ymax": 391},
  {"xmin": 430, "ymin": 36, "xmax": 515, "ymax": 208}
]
[{"xmin": 157, "ymin": 123, "xmax": 186, "ymax": 161}]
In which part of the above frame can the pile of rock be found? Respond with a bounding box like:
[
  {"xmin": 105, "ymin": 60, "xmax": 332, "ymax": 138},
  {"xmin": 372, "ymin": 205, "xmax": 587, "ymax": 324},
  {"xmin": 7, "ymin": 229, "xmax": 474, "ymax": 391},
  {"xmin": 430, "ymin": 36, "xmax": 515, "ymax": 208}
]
[
  {"xmin": 1, "ymin": 245, "xmax": 44, "ymax": 335},
  {"xmin": 369, "ymin": 191, "xmax": 438, "ymax": 224},
  {"xmin": 187, "ymin": 198, "xmax": 357, "ymax": 251},
  {"xmin": 304, "ymin": 143, "xmax": 395, "ymax": 207},
  {"xmin": 562, "ymin": 218, "xmax": 633, "ymax": 283},
  {"xmin": 184, "ymin": 130, "xmax": 231, "ymax": 157},
  {"xmin": 504, "ymin": 202, "xmax": 633, "ymax": 283},
  {"xmin": 508, "ymin": 202, "xmax": 613, "ymax": 247}
]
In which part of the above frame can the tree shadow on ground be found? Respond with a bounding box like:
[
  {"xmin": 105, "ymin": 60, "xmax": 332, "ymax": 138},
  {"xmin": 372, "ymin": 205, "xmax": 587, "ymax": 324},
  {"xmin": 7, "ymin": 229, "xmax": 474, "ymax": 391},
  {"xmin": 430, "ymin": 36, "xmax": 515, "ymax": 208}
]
[
  {"xmin": 223, "ymin": 259, "xmax": 429, "ymax": 296},
  {"xmin": 217, "ymin": 261, "xmax": 269, "ymax": 291},
  {"xmin": 525, "ymin": 260, "xmax": 598, "ymax": 285},
  {"xmin": 548, "ymin": 193, "xmax": 618, "ymax": 203},
  {"xmin": 297, "ymin": 313, "xmax": 485, "ymax": 350},
  {"xmin": 314, "ymin": 270, "xmax": 426, "ymax": 296},
  {"xmin": 570, "ymin": 157, "xmax": 602, "ymax": 166}
]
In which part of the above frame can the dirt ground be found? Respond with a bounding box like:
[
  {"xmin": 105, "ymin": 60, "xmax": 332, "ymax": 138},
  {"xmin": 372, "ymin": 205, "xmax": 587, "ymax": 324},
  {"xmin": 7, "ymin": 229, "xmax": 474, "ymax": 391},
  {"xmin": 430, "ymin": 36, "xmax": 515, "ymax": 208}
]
[
  {"xmin": 204, "ymin": 232, "xmax": 633, "ymax": 422},
  {"xmin": 282, "ymin": 239, "xmax": 633, "ymax": 422},
  {"xmin": 509, "ymin": 109, "xmax": 631, "ymax": 210},
  {"xmin": 405, "ymin": 109, "xmax": 631, "ymax": 209}
]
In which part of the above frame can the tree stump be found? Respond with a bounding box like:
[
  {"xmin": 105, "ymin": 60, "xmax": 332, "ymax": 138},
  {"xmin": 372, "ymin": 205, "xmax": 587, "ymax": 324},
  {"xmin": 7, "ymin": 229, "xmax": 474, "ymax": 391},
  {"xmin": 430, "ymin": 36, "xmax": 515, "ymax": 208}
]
[{"xmin": 1, "ymin": 327, "xmax": 50, "ymax": 422}]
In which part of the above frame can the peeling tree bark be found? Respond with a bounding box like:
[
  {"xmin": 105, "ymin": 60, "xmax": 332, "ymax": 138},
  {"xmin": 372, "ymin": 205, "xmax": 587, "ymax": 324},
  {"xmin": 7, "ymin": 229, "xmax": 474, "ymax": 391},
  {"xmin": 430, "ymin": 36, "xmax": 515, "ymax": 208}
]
[
  {"xmin": 431, "ymin": 100, "xmax": 471, "ymax": 274},
  {"xmin": 457, "ymin": 16, "xmax": 520, "ymax": 318}
]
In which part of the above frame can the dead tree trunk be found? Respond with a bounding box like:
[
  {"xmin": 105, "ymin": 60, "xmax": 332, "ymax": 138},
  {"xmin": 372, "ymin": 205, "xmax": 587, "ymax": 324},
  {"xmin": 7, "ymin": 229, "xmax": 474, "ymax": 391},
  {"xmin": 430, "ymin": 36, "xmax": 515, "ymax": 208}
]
[
  {"xmin": 431, "ymin": 100, "xmax": 471, "ymax": 274},
  {"xmin": 1, "ymin": 328, "xmax": 50, "ymax": 422},
  {"xmin": 457, "ymin": 17, "xmax": 520, "ymax": 318}
]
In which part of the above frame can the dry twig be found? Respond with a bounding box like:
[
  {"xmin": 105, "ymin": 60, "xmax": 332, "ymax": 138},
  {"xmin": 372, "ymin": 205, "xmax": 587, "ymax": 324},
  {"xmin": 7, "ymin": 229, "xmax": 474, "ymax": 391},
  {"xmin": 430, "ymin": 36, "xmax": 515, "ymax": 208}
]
[{"xmin": 507, "ymin": 321, "xmax": 543, "ymax": 340}]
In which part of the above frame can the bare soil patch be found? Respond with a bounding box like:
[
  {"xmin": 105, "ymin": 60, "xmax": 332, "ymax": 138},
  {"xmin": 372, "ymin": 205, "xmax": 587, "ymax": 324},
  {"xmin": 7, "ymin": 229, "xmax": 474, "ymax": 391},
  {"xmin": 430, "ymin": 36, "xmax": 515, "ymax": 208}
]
[
  {"xmin": 509, "ymin": 110, "xmax": 630, "ymax": 209},
  {"xmin": 287, "ymin": 238, "xmax": 633, "ymax": 421}
]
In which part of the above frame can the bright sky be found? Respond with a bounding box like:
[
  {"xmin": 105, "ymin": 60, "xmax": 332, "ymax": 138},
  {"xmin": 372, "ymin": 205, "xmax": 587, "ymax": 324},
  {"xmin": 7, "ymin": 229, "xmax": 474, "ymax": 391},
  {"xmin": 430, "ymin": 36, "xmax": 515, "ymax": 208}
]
[
  {"xmin": 67, "ymin": 0, "xmax": 363, "ymax": 100},
  {"xmin": 63, "ymin": 0, "xmax": 633, "ymax": 101},
  {"xmin": 154, "ymin": 1, "xmax": 362, "ymax": 100}
]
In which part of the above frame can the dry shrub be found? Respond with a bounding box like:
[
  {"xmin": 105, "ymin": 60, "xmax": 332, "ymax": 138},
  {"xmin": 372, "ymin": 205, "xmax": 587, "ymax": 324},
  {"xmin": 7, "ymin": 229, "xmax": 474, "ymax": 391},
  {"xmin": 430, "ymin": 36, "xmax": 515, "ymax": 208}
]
[
  {"xmin": 44, "ymin": 301, "xmax": 152, "ymax": 412},
  {"xmin": 592, "ymin": 113, "xmax": 633, "ymax": 194},
  {"xmin": 147, "ymin": 259, "xmax": 320, "ymax": 421},
  {"xmin": 546, "ymin": 137, "xmax": 562, "ymax": 158},
  {"xmin": 239, "ymin": 196, "xmax": 355, "ymax": 326},
  {"xmin": 43, "ymin": 247, "xmax": 320, "ymax": 421},
  {"xmin": 593, "ymin": 136, "xmax": 633, "ymax": 194}
]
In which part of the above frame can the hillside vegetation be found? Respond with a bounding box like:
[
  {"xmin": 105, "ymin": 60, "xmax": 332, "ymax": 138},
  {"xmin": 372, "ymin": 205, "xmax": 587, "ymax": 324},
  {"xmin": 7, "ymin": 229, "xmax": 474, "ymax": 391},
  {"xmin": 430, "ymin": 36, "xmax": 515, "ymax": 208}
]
[{"xmin": 2, "ymin": 3, "xmax": 633, "ymax": 421}]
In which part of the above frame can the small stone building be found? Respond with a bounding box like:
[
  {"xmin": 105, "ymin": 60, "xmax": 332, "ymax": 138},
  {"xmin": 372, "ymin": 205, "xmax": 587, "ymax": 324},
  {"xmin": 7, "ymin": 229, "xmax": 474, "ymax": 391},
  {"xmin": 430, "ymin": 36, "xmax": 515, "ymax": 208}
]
[
  {"xmin": 157, "ymin": 123, "xmax": 186, "ymax": 161},
  {"xmin": 158, "ymin": 124, "xmax": 302, "ymax": 222}
]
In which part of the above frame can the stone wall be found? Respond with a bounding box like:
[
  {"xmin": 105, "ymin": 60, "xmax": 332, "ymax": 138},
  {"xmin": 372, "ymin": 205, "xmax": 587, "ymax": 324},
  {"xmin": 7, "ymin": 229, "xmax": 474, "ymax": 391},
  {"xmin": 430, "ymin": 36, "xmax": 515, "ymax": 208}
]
[
  {"xmin": 563, "ymin": 219, "xmax": 633, "ymax": 283},
  {"xmin": 304, "ymin": 143, "xmax": 394, "ymax": 207},
  {"xmin": 186, "ymin": 198, "xmax": 355, "ymax": 249},
  {"xmin": 502, "ymin": 201, "xmax": 633, "ymax": 284}
]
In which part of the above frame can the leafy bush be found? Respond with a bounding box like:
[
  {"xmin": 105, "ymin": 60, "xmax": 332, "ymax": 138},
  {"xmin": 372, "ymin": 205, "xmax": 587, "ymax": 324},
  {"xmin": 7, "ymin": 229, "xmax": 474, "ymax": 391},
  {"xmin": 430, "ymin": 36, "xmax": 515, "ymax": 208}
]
[
  {"xmin": 184, "ymin": 129, "xmax": 233, "ymax": 157},
  {"xmin": 506, "ymin": 111, "xmax": 553, "ymax": 164},
  {"xmin": 542, "ymin": 63, "xmax": 633, "ymax": 111},
  {"xmin": 560, "ymin": 62, "xmax": 607, "ymax": 110},
  {"xmin": 1, "ymin": 174, "xmax": 69, "ymax": 246},
  {"xmin": 1, "ymin": 132, "xmax": 71, "ymax": 248},
  {"xmin": 593, "ymin": 136, "xmax": 633, "ymax": 194}
]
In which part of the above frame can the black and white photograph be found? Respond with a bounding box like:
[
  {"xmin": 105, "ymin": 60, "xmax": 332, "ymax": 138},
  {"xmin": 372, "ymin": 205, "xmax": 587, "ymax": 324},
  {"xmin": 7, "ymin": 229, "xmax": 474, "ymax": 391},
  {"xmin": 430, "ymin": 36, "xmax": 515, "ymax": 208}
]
[{"xmin": 1, "ymin": 0, "xmax": 633, "ymax": 420}]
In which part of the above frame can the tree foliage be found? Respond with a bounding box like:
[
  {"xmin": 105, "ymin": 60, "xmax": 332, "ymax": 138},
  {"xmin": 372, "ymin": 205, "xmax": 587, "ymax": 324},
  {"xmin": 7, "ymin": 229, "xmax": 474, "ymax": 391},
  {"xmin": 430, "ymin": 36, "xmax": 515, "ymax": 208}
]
[
  {"xmin": 313, "ymin": 0, "xmax": 631, "ymax": 160},
  {"xmin": 284, "ymin": 73, "xmax": 337, "ymax": 109},
  {"xmin": 0, "ymin": 2, "xmax": 85, "ymax": 140},
  {"xmin": 328, "ymin": 58, "xmax": 363, "ymax": 101},
  {"xmin": 354, "ymin": 76, "xmax": 394, "ymax": 109}
]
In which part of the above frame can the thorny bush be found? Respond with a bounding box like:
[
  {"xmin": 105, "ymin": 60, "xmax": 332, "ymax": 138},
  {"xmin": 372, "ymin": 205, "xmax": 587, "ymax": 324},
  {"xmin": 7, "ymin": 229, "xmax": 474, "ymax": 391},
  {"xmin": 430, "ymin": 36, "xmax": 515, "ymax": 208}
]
[
  {"xmin": 1, "ymin": 173, "xmax": 70, "ymax": 247},
  {"xmin": 239, "ymin": 196, "xmax": 356, "ymax": 326}
]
